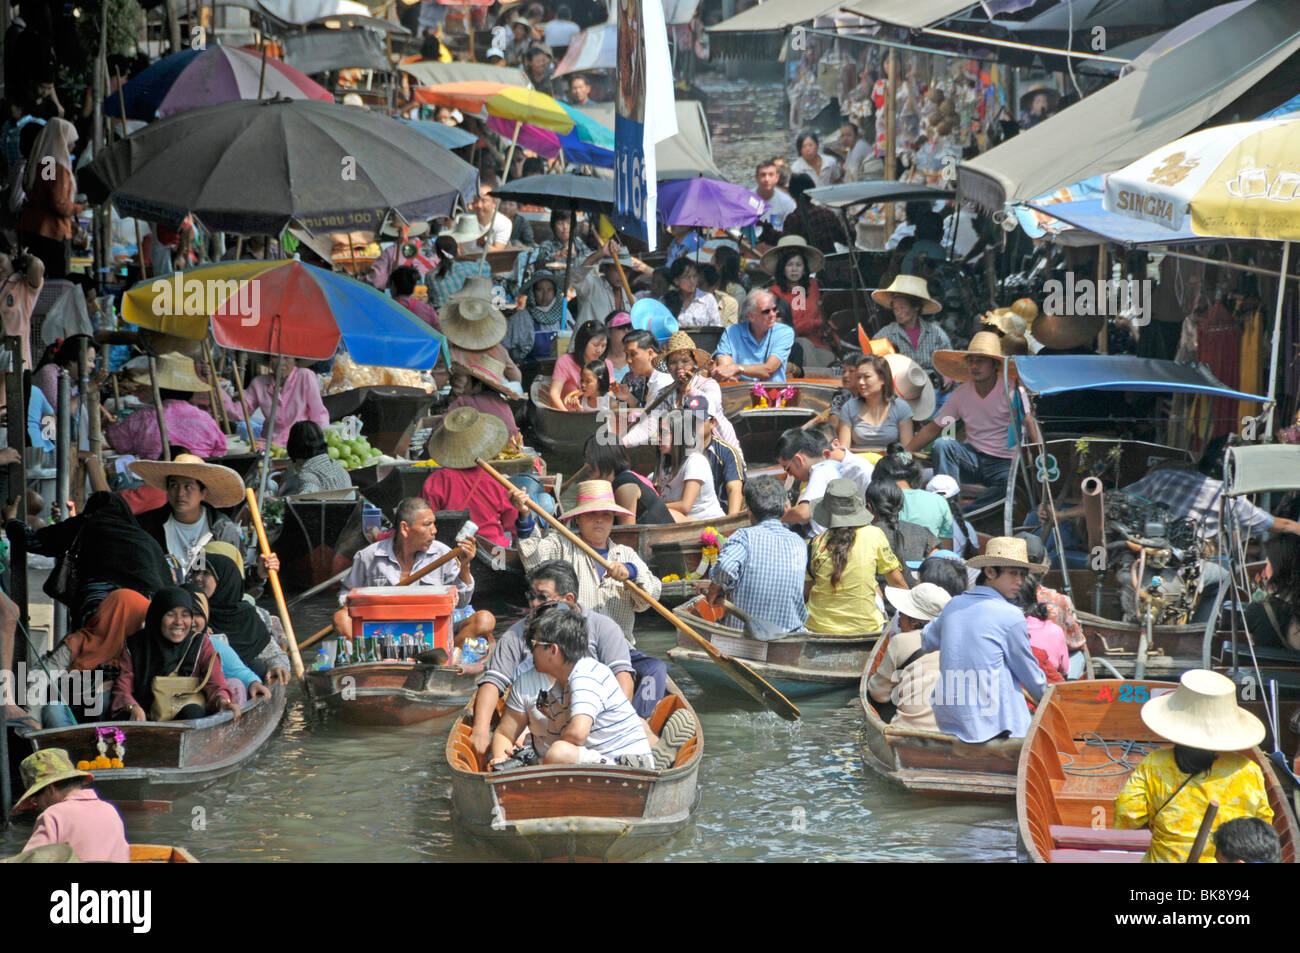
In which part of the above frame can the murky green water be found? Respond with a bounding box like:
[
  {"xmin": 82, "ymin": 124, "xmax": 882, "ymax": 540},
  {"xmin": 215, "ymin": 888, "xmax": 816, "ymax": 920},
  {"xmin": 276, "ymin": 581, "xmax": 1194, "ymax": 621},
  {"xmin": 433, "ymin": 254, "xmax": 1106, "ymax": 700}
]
[{"xmin": 3, "ymin": 598, "xmax": 1015, "ymax": 862}]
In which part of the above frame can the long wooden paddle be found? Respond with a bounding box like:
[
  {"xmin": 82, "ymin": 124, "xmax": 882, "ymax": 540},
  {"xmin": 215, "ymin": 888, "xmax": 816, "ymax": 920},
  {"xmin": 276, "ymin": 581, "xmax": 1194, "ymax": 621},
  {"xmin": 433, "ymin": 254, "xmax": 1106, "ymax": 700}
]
[
  {"xmin": 246, "ymin": 488, "xmax": 305, "ymax": 682},
  {"xmin": 1186, "ymin": 800, "xmax": 1219, "ymax": 864},
  {"xmin": 298, "ymin": 521, "xmax": 479, "ymax": 653},
  {"xmin": 477, "ymin": 458, "xmax": 801, "ymax": 721}
]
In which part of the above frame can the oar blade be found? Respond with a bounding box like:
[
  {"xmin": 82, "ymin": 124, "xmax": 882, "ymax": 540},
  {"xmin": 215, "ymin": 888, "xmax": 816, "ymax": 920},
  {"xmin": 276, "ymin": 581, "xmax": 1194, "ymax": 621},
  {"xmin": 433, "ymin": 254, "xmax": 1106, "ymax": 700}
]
[{"xmin": 713, "ymin": 653, "xmax": 801, "ymax": 721}]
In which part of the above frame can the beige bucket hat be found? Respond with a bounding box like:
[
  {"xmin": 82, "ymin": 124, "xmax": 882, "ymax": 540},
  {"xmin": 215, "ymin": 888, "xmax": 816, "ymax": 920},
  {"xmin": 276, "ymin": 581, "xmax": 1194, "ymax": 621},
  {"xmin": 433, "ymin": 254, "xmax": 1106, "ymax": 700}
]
[
  {"xmin": 871, "ymin": 274, "xmax": 942, "ymax": 315},
  {"xmin": 1141, "ymin": 669, "xmax": 1266, "ymax": 752},
  {"xmin": 882, "ymin": 352, "xmax": 936, "ymax": 420},
  {"xmin": 130, "ymin": 351, "xmax": 208, "ymax": 392},
  {"xmin": 884, "ymin": 582, "xmax": 952, "ymax": 622},
  {"xmin": 966, "ymin": 536, "xmax": 1049, "ymax": 572},
  {"xmin": 130, "ymin": 453, "xmax": 247, "ymax": 508},
  {"xmin": 425, "ymin": 406, "xmax": 508, "ymax": 469}
]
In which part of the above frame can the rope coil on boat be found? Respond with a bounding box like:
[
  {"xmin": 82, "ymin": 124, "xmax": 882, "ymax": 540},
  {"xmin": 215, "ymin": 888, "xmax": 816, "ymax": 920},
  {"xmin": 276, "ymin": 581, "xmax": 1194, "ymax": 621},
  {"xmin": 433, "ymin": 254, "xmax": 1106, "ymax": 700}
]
[{"xmin": 1058, "ymin": 731, "xmax": 1161, "ymax": 777}]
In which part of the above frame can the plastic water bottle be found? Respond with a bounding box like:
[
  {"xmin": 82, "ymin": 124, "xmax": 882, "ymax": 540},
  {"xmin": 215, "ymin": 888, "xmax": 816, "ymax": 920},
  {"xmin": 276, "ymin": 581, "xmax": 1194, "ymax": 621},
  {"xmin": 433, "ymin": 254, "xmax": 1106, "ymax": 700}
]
[
  {"xmin": 313, "ymin": 647, "xmax": 331, "ymax": 671},
  {"xmin": 452, "ymin": 605, "xmax": 473, "ymax": 625},
  {"xmin": 459, "ymin": 638, "xmax": 487, "ymax": 665}
]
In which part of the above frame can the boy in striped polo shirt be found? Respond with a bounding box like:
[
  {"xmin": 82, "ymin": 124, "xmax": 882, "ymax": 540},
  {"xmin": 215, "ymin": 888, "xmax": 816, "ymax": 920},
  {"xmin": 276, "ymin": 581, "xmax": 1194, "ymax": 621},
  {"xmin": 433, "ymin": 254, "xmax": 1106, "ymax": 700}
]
[{"xmin": 491, "ymin": 603, "xmax": 694, "ymax": 770}]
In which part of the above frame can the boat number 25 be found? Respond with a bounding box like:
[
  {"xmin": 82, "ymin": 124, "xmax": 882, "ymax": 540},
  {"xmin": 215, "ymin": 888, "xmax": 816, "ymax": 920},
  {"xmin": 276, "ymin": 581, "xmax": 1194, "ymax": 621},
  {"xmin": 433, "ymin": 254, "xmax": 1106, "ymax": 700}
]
[{"xmin": 1096, "ymin": 685, "xmax": 1173, "ymax": 702}]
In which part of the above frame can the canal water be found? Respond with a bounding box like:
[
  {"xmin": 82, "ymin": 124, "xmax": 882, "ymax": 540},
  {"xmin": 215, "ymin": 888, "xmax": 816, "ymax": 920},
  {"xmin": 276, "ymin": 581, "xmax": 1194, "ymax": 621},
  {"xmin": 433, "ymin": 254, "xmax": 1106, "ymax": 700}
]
[{"xmin": 2, "ymin": 71, "xmax": 1017, "ymax": 862}]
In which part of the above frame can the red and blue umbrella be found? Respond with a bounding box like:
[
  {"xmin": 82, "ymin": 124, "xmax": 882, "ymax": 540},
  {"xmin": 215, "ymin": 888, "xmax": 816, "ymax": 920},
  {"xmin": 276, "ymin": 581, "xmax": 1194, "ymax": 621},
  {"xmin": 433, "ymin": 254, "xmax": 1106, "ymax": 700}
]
[
  {"xmin": 122, "ymin": 259, "xmax": 444, "ymax": 368},
  {"xmin": 657, "ymin": 177, "xmax": 768, "ymax": 228}
]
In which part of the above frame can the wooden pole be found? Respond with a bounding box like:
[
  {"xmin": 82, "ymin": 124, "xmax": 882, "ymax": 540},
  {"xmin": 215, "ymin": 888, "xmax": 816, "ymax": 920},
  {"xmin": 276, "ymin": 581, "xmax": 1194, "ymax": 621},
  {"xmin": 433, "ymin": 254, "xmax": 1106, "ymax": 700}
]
[
  {"xmin": 202, "ymin": 339, "xmax": 232, "ymax": 434},
  {"xmin": 476, "ymin": 457, "xmax": 801, "ymax": 720},
  {"xmin": 883, "ymin": 49, "xmax": 897, "ymax": 239},
  {"xmin": 1186, "ymin": 800, "xmax": 1219, "ymax": 863},
  {"xmin": 1096, "ymin": 244, "xmax": 1109, "ymax": 355},
  {"xmin": 229, "ymin": 353, "xmax": 256, "ymax": 445},
  {"xmin": 114, "ymin": 69, "xmax": 147, "ymax": 281},
  {"xmin": 245, "ymin": 487, "xmax": 305, "ymax": 682},
  {"xmin": 5, "ymin": 336, "xmax": 27, "ymax": 636},
  {"xmin": 257, "ymin": 357, "xmax": 282, "ymax": 505},
  {"xmin": 148, "ymin": 356, "xmax": 172, "ymax": 461}
]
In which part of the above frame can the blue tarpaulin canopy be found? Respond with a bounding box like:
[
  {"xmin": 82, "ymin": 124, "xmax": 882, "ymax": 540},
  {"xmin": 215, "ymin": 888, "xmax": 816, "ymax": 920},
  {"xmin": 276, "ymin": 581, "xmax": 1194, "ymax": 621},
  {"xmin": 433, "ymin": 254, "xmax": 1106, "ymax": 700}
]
[
  {"xmin": 1013, "ymin": 355, "xmax": 1268, "ymax": 402},
  {"xmin": 1024, "ymin": 197, "xmax": 1212, "ymax": 247}
]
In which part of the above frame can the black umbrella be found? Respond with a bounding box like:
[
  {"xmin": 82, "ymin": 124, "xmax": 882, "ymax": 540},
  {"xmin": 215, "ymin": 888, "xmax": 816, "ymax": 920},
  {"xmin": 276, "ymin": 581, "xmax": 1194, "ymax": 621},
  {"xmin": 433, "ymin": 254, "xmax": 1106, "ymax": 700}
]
[
  {"xmin": 491, "ymin": 174, "xmax": 614, "ymax": 214},
  {"xmin": 83, "ymin": 97, "xmax": 479, "ymax": 235},
  {"xmin": 492, "ymin": 175, "xmax": 617, "ymax": 299}
]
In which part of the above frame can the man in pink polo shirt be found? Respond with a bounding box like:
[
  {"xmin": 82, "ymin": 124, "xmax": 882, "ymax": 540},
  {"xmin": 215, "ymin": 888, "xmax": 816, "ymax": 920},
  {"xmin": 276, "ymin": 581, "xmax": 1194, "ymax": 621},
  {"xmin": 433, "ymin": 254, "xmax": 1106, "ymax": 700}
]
[{"xmin": 908, "ymin": 331, "xmax": 1037, "ymax": 513}]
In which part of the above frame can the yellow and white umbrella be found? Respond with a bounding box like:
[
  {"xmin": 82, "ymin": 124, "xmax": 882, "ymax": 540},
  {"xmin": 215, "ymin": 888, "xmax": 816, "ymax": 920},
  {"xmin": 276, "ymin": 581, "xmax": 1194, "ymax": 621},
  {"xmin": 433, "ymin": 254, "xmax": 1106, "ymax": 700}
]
[{"xmin": 1103, "ymin": 117, "xmax": 1300, "ymax": 433}]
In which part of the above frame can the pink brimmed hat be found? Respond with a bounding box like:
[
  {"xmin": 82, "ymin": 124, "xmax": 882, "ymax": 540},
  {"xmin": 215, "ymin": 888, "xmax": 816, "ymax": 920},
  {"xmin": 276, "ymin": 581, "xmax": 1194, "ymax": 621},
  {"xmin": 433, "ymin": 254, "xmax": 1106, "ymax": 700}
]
[{"xmin": 560, "ymin": 479, "xmax": 634, "ymax": 521}]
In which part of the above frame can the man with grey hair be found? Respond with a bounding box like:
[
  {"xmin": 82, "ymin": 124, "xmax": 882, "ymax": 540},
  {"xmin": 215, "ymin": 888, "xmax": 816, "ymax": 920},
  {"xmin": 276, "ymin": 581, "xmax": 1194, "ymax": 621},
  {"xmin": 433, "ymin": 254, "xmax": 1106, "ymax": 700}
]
[
  {"xmin": 704, "ymin": 476, "xmax": 807, "ymax": 632},
  {"xmin": 711, "ymin": 288, "xmax": 795, "ymax": 384},
  {"xmin": 333, "ymin": 497, "xmax": 495, "ymax": 646}
]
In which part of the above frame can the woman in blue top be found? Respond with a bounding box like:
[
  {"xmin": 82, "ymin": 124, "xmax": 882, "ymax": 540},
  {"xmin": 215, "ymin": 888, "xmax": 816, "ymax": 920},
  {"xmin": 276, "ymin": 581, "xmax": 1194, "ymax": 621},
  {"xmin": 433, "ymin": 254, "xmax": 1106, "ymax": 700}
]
[{"xmin": 836, "ymin": 354, "xmax": 913, "ymax": 451}]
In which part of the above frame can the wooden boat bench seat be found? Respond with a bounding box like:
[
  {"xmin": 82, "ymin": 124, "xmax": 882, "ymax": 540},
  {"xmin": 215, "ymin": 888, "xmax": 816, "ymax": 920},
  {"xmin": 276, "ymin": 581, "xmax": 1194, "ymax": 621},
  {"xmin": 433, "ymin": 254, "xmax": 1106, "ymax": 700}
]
[
  {"xmin": 1049, "ymin": 825, "xmax": 1151, "ymax": 851},
  {"xmin": 1049, "ymin": 848, "xmax": 1144, "ymax": 863}
]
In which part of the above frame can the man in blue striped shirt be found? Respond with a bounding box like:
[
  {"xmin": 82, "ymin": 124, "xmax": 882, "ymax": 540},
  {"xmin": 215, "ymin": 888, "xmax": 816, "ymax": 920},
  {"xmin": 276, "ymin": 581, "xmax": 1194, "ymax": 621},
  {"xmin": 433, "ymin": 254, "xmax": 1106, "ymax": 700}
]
[{"xmin": 707, "ymin": 476, "xmax": 808, "ymax": 633}]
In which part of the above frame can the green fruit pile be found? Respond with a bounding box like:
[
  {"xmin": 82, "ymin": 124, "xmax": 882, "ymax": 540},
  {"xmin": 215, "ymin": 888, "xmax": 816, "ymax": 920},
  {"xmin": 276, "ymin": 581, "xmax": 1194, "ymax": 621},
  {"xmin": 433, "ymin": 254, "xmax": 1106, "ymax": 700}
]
[{"xmin": 324, "ymin": 428, "xmax": 381, "ymax": 470}]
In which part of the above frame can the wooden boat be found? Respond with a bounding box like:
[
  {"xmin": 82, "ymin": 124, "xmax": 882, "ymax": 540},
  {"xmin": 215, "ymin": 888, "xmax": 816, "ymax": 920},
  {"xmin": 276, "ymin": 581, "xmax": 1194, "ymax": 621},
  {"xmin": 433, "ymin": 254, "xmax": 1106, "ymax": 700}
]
[
  {"xmin": 667, "ymin": 595, "xmax": 877, "ymax": 698},
  {"xmin": 728, "ymin": 406, "xmax": 820, "ymax": 466},
  {"xmin": 306, "ymin": 658, "xmax": 488, "ymax": 725},
  {"xmin": 273, "ymin": 493, "xmax": 366, "ymax": 594},
  {"xmin": 18, "ymin": 685, "xmax": 288, "ymax": 809},
  {"xmin": 321, "ymin": 385, "xmax": 435, "ymax": 456},
  {"xmin": 858, "ymin": 627, "xmax": 1021, "ymax": 798},
  {"xmin": 445, "ymin": 680, "xmax": 702, "ymax": 862},
  {"xmin": 131, "ymin": 844, "xmax": 199, "ymax": 863},
  {"xmin": 1017, "ymin": 679, "xmax": 1299, "ymax": 862},
  {"xmin": 529, "ymin": 377, "xmax": 602, "ymax": 475},
  {"xmin": 609, "ymin": 510, "xmax": 749, "ymax": 578}
]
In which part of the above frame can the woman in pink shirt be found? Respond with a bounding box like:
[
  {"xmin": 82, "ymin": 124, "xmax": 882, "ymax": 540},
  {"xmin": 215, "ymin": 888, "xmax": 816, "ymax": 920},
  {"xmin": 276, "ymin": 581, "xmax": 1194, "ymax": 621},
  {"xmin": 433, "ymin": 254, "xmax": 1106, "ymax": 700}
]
[
  {"xmin": 247, "ymin": 359, "xmax": 329, "ymax": 447},
  {"xmin": 548, "ymin": 320, "xmax": 612, "ymax": 409},
  {"xmin": 15, "ymin": 748, "xmax": 130, "ymax": 862},
  {"xmin": 1022, "ymin": 581, "xmax": 1069, "ymax": 678},
  {"xmin": 106, "ymin": 353, "xmax": 228, "ymax": 459}
]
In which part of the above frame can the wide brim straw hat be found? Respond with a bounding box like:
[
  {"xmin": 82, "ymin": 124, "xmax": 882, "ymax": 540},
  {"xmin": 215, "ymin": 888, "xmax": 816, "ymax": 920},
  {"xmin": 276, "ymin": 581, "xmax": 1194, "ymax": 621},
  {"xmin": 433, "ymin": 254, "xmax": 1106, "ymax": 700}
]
[
  {"xmin": 1032, "ymin": 311, "xmax": 1105, "ymax": 350},
  {"xmin": 966, "ymin": 535, "xmax": 1049, "ymax": 572},
  {"xmin": 931, "ymin": 331, "xmax": 1015, "ymax": 383},
  {"xmin": 130, "ymin": 351, "xmax": 208, "ymax": 392},
  {"xmin": 883, "ymin": 352, "xmax": 936, "ymax": 420},
  {"xmin": 1018, "ymin": 84, "xmax": 1061, "ymax": 113},
  {"xmin": 871, "ymin": 274, "xmax": 942, "ymax": 315},
  {"xmin": 811, "ymin": 477, "xmax": 873, "ymax": 530},
  {"xmin": 441, "ymin": 276, "xmax": 507, "ymax": 350},
  {"xmin": 452, "ymin": 355, "xmax": 523, "ymax": 402},
  {"xmin": 440, "ymin": 213, "xmax": 491, "ymax": 245},
  {"xmin": 130, "ymin": 453, "xmax": 247, "ymax": 508},
  {"xmin": 884, "ymin": 582, "xmax": 952, "ymax": 623},
  {"xmin": 657, "ymin": 330, "xmax": 711, "ymax": 373},
  {"xmin": 560, "ymin": 479, "xmax": 634, "ymax": 521},
  {"xmin": 425, "ymin": 406, "xmax": 508, "ymax": 469},
  {"xmin": 13, "ymin": 748, "xmax": 93, "ymax": 813},
  {"xmin": 1140, "ymin": 669, "xmax": 1266, "ymax": 752},
  {"xmin": 760, "ymin": 235, "xmax": 824, "ymax": 275}
]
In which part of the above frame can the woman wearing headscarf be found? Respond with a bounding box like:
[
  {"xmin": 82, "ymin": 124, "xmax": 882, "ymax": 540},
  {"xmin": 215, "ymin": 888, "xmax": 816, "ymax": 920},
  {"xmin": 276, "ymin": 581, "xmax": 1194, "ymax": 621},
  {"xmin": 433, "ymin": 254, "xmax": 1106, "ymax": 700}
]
[
  {"xmin": 7, "ymin": 490, "xmax": 172, "ymax": 626},
  {"xmin": 185, "ymin": 586, "xmax": 270, "ymax": 708},
  {"xmin": 111, "ymin": 587, "xmax": 238, "ymax": 722},
  {"xmin": 194, "ymin": 543, "xmax": 289, "ymax": 683},
  {"xmin": 27, "ymin": 589, "xmax": 151, "ymax": 728},
  {"xmin": 18, "ymin": 117, "xmax": 80, "ymax": 278}
]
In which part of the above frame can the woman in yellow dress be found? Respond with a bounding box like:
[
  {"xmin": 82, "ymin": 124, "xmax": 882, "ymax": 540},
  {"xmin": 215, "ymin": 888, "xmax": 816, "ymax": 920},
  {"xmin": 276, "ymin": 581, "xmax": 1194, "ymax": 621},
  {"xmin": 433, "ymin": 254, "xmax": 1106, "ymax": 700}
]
[{"xmin": 1115, "ymin": 669, "xmax": 1272, "ymax": 863}]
